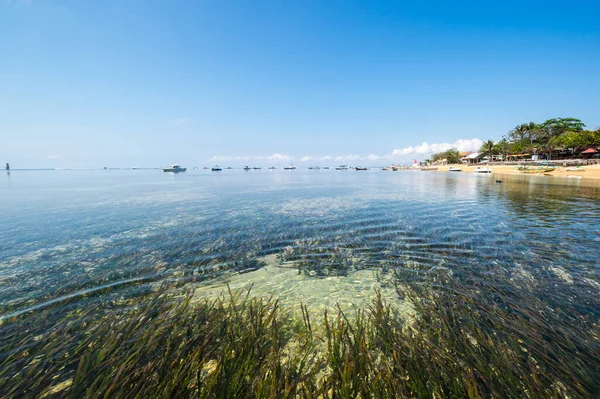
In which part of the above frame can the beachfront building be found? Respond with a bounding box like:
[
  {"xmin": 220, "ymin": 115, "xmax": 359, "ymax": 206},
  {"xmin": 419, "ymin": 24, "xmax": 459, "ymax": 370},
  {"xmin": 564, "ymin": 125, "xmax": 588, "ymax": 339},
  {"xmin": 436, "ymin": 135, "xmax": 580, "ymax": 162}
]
[{"xmin": 462, "ymin": 152, "xmax": 483, "ymax": 164}]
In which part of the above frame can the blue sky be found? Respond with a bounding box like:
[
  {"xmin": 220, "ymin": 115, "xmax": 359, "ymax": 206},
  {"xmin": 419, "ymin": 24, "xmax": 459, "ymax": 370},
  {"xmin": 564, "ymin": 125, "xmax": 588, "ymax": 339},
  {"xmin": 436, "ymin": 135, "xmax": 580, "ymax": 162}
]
[{"xmin": 1, "ymin": 0, "xmax": 599, "ymax": 168}]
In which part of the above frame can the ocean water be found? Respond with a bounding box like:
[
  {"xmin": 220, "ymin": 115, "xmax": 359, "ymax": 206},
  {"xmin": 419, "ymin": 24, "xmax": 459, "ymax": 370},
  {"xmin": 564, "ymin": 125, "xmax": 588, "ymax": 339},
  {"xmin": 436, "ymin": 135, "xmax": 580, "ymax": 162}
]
[{"xmin": 1, "ymin": 169, "xmax": 600, "ymax": 394}]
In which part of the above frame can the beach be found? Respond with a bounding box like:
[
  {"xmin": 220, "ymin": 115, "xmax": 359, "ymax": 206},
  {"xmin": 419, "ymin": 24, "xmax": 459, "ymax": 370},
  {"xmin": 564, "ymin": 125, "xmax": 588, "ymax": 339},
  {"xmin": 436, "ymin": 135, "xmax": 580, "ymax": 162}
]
[{"xmin": 434, "ymin": 163, "xmax": 600, "ymax": 180}]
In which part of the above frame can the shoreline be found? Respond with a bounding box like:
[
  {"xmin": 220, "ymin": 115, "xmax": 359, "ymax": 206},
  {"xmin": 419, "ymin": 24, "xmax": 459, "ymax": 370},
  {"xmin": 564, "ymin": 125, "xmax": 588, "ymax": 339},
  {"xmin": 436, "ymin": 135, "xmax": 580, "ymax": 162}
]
[{"xmin": 432, "ymin": 163, "xmax": 600, "ymax": 181}]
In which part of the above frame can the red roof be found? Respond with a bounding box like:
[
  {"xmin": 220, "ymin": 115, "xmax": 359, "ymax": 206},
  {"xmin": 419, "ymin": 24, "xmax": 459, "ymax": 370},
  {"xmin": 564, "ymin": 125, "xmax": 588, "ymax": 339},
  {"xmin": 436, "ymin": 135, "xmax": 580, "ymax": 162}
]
[{"xmin": 581, "ymin": 148, "xmax": 597, "ymax": 154}]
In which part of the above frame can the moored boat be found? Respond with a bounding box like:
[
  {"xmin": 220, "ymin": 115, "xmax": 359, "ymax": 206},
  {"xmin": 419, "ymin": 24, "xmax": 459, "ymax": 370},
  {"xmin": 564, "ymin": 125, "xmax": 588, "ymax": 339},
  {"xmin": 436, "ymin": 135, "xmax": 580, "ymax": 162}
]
[
  {"xmin": 566, "ymin": 166, "xmax": 585, "ymax": 172},
  {"xmin": 284, "ymin": 164, "xmax": 296, "ymax": 170},
  {"xmin": 211, "ymin": 165, "xmax": 222, "ymax": 171},
  {"xmin": 517, "ymin": 166, "xmax": 556, "ymax": 174},
  {"xmin": 448, "ymin": 166, "xmax": 462, "ymax": 172},
  {"xmin": 163, "ymin": 164, "xmax": 187, "ymax": 173},
  {"xmin": 355, "ymin": 166, "xmax": 368, "ymax": 171},
  {"xmin": 335, "ymin": 165, "xmax": 349, "ymax": 170},
  {"xmin": 243, "ymin": 166, "xmax": 251, "ymax": 171},
  {"xmin": 474, "ymin": 166, "xmax": 493, "ymax": 174}
]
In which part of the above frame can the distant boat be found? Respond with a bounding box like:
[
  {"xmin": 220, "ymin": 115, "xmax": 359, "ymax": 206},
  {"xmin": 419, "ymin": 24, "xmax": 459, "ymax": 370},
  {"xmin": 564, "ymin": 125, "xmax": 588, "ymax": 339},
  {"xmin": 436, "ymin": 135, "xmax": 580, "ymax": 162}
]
[
  {"xmin": 211, "ymin": 165, "xmax": 222, "ymax": 171},
  {"xmin": 163, "ymin": 164, "xmax": 187, "ymax": 173},
  {"xmin": 253, "ymin": 167, "xmax": 261, "ymax": 170},
  {"xmin": 243, "ymin": 166, "xmax": 251, "ymax": 171},
  {"xmin": 6, "ymin": 163, "xmax": 10, "ymax": 171},
  {"xmin": 284, "ymin": 164, "xmax": 296, "ymax": 170},
  {"xmin": 226, "ymin": 167, "xmax": 233, "ymax": 169},
  {"xmin": 268, "ymin": 166, "xmax": 278, "ymax": 170},
  {"xmin": 308, "ymin": 166, "xmax": 321, "ymax": 170},
  {"xmin": 355, "ymin": 166, "xmax": 368, "ymax": 171},
  {"xmin": 336, "ymin": 165, "xmax": 349, "ymax": 170},
  {"xmin": 474, "ymin": 166, "xmax": 493, "ymax": 174},
  {"xmin": 448, "ymin": 166, "xmax": 462, "ymax": 172},
  {"xmin": 322, "ymin": 166, "xmax": 330, "ymax": 169}
]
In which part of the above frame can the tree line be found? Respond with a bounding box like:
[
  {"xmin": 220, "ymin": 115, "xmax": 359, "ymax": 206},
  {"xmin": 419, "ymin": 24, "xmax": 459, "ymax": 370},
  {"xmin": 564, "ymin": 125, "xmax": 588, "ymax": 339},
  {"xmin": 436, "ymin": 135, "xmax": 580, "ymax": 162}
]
[{"xmin": 430, "ymin": 117, "xmax": 600, "ymax": 163}]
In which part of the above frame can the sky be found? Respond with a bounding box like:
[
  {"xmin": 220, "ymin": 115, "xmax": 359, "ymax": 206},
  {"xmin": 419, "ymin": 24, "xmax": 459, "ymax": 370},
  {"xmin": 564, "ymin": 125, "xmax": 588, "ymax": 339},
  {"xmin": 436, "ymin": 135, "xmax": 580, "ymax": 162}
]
[{"xmin": 1, "ymin": 0, "xmax": 599, "ymax": 168}]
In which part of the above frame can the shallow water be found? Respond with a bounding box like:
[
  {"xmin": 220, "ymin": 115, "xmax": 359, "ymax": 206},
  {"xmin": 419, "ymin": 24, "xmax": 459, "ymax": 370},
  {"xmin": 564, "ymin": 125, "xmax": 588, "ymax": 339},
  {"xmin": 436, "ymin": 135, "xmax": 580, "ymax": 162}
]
[
  {"xmin": 1, "ymin": 169, "xmax": 600, "ymax": 394},
  {"xmin": 2, "ymin": 169, "xmax": 599, "ymax": 320}
]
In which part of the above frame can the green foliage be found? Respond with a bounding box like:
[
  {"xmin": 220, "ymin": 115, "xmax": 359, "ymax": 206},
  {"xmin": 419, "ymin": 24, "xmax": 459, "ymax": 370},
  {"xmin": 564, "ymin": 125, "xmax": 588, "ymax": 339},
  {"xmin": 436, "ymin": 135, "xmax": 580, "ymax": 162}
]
[
  {"xmin": 501, "ymin": 118, "xmax": 594, "ymax": 156},
  {"xmin": 479, "ymin": 140, "xmax": 495, "ymax": 158},
  {"xmin": 551, "ymin": 130, "xmax": 599, "ymax": 149},
  {"xmin": 539, "ymin": 117, "xmax": 585, "ymax": 138},
  {"xmin": 432, "ymin": 149, "xmax": 460, "ymax": 164}
]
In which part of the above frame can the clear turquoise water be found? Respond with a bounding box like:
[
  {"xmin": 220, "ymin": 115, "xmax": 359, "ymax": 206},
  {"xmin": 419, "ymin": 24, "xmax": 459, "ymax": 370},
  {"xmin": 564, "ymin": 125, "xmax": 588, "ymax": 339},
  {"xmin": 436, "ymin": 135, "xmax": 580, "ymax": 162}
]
[
  {"xmin": 1, "ymin": 169, "xmax": 600, "ymax": 320},
  {"xmin": 1, "ymin": 169, "xmax": 600, "ymax": 366}
]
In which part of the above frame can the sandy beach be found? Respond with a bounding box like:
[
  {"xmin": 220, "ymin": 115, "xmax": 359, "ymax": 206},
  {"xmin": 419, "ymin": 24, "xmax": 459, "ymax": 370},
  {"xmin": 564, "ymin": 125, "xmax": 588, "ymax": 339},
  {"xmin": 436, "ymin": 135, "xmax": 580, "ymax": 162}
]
[{"xmin": 433, "ymin": 163, "xmax": 600, "ymax": 181}]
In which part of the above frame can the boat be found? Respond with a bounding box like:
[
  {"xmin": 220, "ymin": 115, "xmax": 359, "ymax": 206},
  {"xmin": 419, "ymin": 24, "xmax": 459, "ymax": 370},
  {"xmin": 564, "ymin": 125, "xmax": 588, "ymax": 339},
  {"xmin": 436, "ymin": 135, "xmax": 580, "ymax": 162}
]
[
  {"xmin": 474, "ymin": 167, "xmax": 493, "ymax": 174},
  {"xmin": 211, "ymin": 165, "xmax": 222, "ymax": 171},
  {"xmin": 243, "ymin": 166, "xmax": 251, "ymax": 171},
  {"xmin": 355, "ymin": 166, "xmax": 368, "ymax": 171},
  {"xmin": 448, "ymin": 166, "xmax": 462, "ymax": 172},
  {"xmin": 420, "ymin": 166, "xmax": 438, "ymax": 171},
  {"xmin": 268, "ymin": 166, "xmax": 278, "ymax": 170},
  {"xmin": 308, "ymin": 166, "xmax": 321, "ymax": 170},
  {"xmin": 566, "ymin": 166, "xmax": 585, "ymax": 172},
  {"xmin": 335, "ymin": 165, "xmax": 349, "ymax": 170},
  {"xmin": 253, "ymin": 167, "xmax": 261, "ymax": 170},
  {"xmin": 163, "ymin": 164, "xmax": 187, "ymax": 173},
  {"xmin": 284, "ymin": 164, "xmax": 296, "ymax": 170},
  {"xmin": 322, "ymin": 166, "xmax": 330, "ymax": 169},
  {"xmin": 517, "ymin": 166, "xmax": 556, "ymax": 174},
  {"xmin": 226, "ymin": 167, "xmax": 233, "ymax": 169}
]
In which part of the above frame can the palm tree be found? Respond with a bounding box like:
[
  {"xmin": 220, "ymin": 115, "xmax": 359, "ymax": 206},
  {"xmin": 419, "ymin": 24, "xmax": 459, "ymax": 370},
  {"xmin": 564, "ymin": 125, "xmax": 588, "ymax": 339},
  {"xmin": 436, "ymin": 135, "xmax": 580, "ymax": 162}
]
[
  {"xmin": 480, "ymin": 140, "xmax": 495, "ymax": 161},
  {"xmin": 494, "ymin": 139, "xmax": 509, "ymax": 162}
]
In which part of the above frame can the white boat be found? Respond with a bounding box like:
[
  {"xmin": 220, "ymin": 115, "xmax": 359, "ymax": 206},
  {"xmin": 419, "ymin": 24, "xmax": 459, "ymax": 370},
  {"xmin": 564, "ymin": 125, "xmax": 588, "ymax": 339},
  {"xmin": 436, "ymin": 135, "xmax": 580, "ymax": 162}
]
[
  {"xmin": 448, "ymin": 166, "xmax": 462, "ymax": 172},
  {"xmin": 336, "ymin": 165, "xmax": 349, "ymax": 170},
  {"xmin": 474, "ymin": 166, "xmax": 493, "ymax": 174},
  {"xmin": 163, "ymin": 164, "xmax": 186, "ymax": 173},
  {"xmin": 566, "ymin": 166, "xmax": 585, "ymax": 172},
  {"xmin": 284, "ymin": 164, "xmax": 296, "ymax": 170}
]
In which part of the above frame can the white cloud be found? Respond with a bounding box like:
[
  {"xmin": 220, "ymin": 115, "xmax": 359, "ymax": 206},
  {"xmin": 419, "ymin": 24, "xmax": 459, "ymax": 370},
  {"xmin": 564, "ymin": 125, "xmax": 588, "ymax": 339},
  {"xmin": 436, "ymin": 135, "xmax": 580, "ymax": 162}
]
[
  {"xmin": 390, "ymin": 138, "xmax": 482, "ymax": 158},
  {"xmin": 209, "ymin": 138, "xmax": 482, "ymax": 165},
  {"xmin": 268, "ymin": 153, "xmax": 294, "ymax": 162}
]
